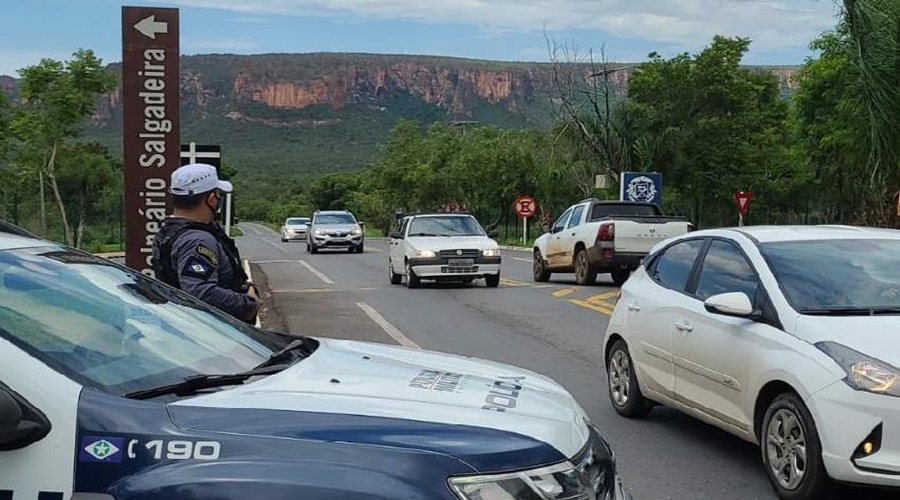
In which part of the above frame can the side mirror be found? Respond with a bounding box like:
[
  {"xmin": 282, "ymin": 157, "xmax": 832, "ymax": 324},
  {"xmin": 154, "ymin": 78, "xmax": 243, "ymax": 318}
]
[
  {"xmin": 704, "ymin": 292, "xmax": 759, "ymax": 319},
  {"xmin": 0, "ymin": 388, "xmax": 51, "ymax": 451},
  {"xmin": 542, "ymin": 224, "xmax": 551, "ymax": 234},
  {"xmin": 487, "ymin": 230, "xmax": 498, "ymax": 239},
  {"xmin": 390, "ymin": 232, "xmax": 403, "ymax": 240},
  {"xmin": 233, "ymin": 218, "xmax": 240, "ymax": 225}
]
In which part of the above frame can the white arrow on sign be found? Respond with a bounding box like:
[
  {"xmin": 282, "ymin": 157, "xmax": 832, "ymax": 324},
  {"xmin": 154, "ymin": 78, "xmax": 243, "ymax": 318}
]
[{"xmin": 134, "ymin": 15, "xmax": 168, "ymax": 39}]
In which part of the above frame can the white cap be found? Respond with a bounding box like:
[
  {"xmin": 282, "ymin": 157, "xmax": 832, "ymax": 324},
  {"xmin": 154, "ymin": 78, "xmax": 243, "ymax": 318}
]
[{"xmin": 170, "ymin": 163, "xmax": 233, "ymax": 196}]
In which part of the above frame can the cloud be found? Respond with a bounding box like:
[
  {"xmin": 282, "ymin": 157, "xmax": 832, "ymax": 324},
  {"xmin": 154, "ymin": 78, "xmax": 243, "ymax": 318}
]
[
  {"xmin": 183, "ymin": 38, "xmax": 258, "ymax": 53},
  {"xmin": 142, "ymin": 0, "xmax": 840, "ymax": 53}
]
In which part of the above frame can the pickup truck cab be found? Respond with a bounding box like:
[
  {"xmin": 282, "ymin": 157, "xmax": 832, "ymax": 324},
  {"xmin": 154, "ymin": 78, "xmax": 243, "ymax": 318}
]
[
  {"xmin": 533, "ymin": 199, "xmax": 692, "ymax": 286},
  {"xmin": 0, "ymin": 224, "xmax": 633, "ymax": 500}
]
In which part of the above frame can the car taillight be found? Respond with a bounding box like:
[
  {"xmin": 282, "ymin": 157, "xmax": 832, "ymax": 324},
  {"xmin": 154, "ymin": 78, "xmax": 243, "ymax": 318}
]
[{"xmin": 597, "ymin": 223, "xmax": 614, "ymax": 242}]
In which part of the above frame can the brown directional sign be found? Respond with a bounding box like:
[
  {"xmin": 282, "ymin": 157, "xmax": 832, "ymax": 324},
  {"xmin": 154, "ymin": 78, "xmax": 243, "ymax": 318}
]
[{"xmin": 122, "ymin": 6, "xmax": 180, "ymax": 276}]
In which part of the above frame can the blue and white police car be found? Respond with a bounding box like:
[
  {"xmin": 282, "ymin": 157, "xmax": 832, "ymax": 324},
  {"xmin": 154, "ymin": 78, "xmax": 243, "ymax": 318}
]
[{"xmin": 0, "ymin": 226, "xmax": 632, "ymax": 500}]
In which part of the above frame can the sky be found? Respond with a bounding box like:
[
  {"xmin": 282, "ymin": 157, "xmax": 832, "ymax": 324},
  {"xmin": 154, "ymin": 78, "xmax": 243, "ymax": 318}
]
[{"xmin": 0, "ymin": 0, "xmax": 842, "ymax": 77}]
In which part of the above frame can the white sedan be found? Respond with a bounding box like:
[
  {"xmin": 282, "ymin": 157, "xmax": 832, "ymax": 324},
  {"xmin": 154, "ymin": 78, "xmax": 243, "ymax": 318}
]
[
  {"xmin": 389, "ymin": 213, "xmax": 501, "ymax": 288},
  {"xmin": 603, "ymin": 225, "xmax": 900, "ymax": 500}
]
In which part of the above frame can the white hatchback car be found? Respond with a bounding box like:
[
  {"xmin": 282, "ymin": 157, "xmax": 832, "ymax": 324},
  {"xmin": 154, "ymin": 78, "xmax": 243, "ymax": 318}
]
[
  {"xmin": 389, "ymin": 213, "xmax": 501, "ymax": 288},
  {"xmin": 604, "ymin": 225, "xmax": 900, "ymax": 500}
]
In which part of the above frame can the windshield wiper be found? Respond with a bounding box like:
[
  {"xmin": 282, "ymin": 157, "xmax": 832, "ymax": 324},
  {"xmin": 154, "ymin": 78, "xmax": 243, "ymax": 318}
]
[
  {"xmin": 124, "ymin": 364, "xmax": 290, "ymax": 400},
  {"xmin": 408, "ymin": 232, "xmax": 439, "ymax": 237},
  {"xmin": 800, "ymin": 307, "xmax": 900, "ymax": 316},
  {"xmin": 255, "ymin": 338, "xmax": 312, "ymax": 369}
]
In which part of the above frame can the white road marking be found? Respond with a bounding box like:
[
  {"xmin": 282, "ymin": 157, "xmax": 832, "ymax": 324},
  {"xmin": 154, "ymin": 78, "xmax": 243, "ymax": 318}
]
[
  {"xmin": 356, "ymin": 302, "xmax": 420, "ymax": 349},
  {"xmin": 259, "ymin": 238, "xmax": 288, "ymax": 254},
  {"xmin": 298, "ymin": 259, "xmax": 335, "ymax": 285},
  {"xmin": 513, "ymin": 257, "xmax": 533, "ymax": 263}
]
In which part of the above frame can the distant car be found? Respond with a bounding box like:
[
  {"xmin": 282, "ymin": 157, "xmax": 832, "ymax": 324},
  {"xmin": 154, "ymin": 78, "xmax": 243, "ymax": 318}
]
[
  {"xmin": 307, "ymin": 210, "xmax": 364, "ymax": 254},
  {"xmin": 281, "ymin": 217, "xmax": 310, "ymax": 242},
  {"xmin": 604, "ymin": 225, "xmax": 900, "ymax": 500},
  {"xmin": 533, "ymin": 199, "xmax": 693, "ymax": 286},
  {"xmin": 389, "ymin": 213, "xmax": 501, "ymax": 288}
]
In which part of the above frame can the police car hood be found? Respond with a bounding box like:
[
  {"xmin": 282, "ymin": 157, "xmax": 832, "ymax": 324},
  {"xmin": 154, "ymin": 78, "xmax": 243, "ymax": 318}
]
[{"xmin": 173, "ymin": 337, "xmax": 590, "ymax": 458}]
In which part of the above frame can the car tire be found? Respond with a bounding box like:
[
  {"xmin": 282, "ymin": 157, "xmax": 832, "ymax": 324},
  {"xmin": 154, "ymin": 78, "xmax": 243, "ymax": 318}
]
[
  {"xmin": 606, "ymin": 339, "xmax": 653, "ymax": 418},
  {"xmin": 612, "ymin": 269, "xmax": 630, "ymax": 287},
  {"xmin": 485, "ymin": 273, "xmax": 500, "ymax": 288},
  {"xmin": 574, "ymin": 249, "xmax": 597, "ymax": 286},
  {"xmin": 533, "ymin": 250, "xmax": 551, "ymax": 282},
  {"xmin": 310, "ymin": 245, "xmax": 318, "ymax": 254},
  {"xmin": 357, "ymin": 245, "xmax": 365, "ymax": 254},
  {"xmin": 761, "ymin": 393, "xmax": 837, "ymax": 500},
  {"xmin": 406, "ymin": 262, "xmax": 420, "ymax": 289},
  {"xmin": 389, "ymin": 260, "xmax": 402, "ymax": 285}
]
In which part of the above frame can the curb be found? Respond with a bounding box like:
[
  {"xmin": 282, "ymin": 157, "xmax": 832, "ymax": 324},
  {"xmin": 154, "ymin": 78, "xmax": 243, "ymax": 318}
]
[
  {"xmin": 499, "ymin": 245, "xmax": 532, "ymax": 253},
  {"xmin": 243, "ymin": 258, "xmax": 262, "ymax": 328}
]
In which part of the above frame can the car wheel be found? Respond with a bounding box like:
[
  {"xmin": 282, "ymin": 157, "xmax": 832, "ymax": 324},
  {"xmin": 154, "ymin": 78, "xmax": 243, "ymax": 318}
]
[
  {"xmin": 310, "ymin": 245, "xmax": 318, "ymax": 254},
  {"xmin": 485, "ymin": 273, "xmax": 500, "ymax": 288},
  {"xmin": 357, "ymin": 245, "xmax": 365, "ymax": 254},
  {"xmin": 389, "ymin": 260, "xmax": 402, "ymax": 285},
  {"xmin": 607, "ymin": 339, "xmax": 653, "ymax": 418},
  {"xmin": 406, "ymin": 262, "xmax": 420, "ymax": 289},
  {"xmin": 533, "ymin": 250, "xmax": 551, "ymax": 282},
  {"xmin": 761, "ymin": 393, "xmax": 836, "ymax": 500},
  {"xmin": 574, "ymin": 249, "xmax": 597, "ymax": 286},
  {"xmin": 612, "ymin": 269, "xmax": 630, "ymax": 287}
]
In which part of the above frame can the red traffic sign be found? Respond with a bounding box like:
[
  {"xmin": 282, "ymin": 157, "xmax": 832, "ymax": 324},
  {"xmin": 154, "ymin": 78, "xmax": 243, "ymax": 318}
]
[
  {"xmin": 734, "ymin": 191, "xmax": 754, "ymax": 216},
  {"xmin": 514, "ymin": 196, "xmax": 537, "ymax": 218}
]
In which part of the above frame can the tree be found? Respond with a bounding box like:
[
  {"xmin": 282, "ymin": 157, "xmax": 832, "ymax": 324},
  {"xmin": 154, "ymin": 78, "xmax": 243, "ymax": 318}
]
[
  {"xmin": 10, "ymin": 49, "xmax": 117, "ymax": 245},
  {"xmin": 55, "ymin": 142, "xmax": 118, "ymax": 248}
]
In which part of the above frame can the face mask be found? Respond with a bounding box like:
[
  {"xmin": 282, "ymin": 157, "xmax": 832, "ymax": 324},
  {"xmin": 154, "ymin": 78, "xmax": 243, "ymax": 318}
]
[{"xmin": 206, "ymin": 192, "xmax": 221, "ymax": 216}]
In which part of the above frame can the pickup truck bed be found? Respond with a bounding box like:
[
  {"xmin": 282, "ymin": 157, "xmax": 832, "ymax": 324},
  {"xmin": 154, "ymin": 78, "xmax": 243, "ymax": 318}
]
[{"xmin": 533, "ymin": 200, "xmax": 693, "ymax": 286}]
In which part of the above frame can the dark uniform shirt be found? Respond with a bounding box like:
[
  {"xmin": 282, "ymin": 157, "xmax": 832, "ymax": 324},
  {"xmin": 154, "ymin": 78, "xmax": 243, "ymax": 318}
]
[{"xmin": 158, "ymin": 217, "xmax": 257, "ymax": 321}]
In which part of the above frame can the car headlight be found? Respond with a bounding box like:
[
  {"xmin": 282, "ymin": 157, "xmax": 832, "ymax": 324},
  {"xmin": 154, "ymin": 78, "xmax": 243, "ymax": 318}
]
[
  {"xmin": 817, "ymin": 341, "xmax": 900, "ymax": 397},
  {"xmin": 314, "ymin": 229, "xmax": 326, "ymax": 236},
  {"xmin": 483, "ymin": 249, "xmax": 500, "ymax": 257},
  {"xmin": 352, "ymin": 228, "xmax": 363, "ymax": 235},
  {"xmin": 415, "ymin": 249, "xmax": 437, "ymax": 258},
  {"xmin": 449, "ymin": 462, "xmax": 595, "ymax": 500}
]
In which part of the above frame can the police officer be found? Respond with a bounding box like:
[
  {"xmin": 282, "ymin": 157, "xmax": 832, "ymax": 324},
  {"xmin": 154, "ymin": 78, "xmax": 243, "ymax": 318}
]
[{"xmin": 151, "ymin": 163, "xmax": 260, "ymax": 323}]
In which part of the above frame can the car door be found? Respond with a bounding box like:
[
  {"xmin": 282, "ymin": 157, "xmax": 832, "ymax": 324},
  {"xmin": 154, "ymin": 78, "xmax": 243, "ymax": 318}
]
[
  {"xmin": 563, "ymin": 204, "xmax": 587, "ymax": 263},
  {"xmin": 1, "ymin": 337, "xmax": 81, "ymax": 500},
  {"xmin": 624, "ymin": 238, "xmax": 707, "ymax": 400},
  {"xmin": 673, "ymin": 238, "xmax": 775, "ymax": 435},
  {"xmin": 546, "ymin": 208, "xmax": 574, "ymax": 269},
  {"xmin": 390, "ymin": 217, "xmax": 410, "ymax": 273}
]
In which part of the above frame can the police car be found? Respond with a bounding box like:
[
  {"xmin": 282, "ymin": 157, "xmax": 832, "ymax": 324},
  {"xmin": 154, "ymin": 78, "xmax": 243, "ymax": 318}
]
[{"xmin": 0, "ymin": 225, "xmax": 632, "ymax": 500}]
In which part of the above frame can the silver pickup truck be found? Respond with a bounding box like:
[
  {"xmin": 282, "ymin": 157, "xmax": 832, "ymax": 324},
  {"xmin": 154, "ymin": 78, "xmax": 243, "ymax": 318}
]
[{"xmin": 533, "ymin": 199, "xmax": 693, "ymax": 286}]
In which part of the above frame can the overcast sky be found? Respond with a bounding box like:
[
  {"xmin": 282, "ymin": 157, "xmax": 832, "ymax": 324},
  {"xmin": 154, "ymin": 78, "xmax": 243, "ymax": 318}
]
[{"xmin": 0, "ymin": 0, "xmax": 841, "ymax": 76}]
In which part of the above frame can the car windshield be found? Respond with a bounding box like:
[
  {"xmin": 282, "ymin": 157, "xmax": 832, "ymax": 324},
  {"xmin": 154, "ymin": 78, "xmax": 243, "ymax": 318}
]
[
  {"xmin": 316, "ymin": 214, "xmax": 356, "ymax": 225},
  {"xmin": 760, "ymin": 239, "xmax": 900, "ymax": 312},
  {"xmin": 591, "ymin": 203, "xmax": 661, "ymax": 220},
  {"xmin": 0, "ymin": 246, "xmax": 295, "ymax": 396},
  {"xmin": 408, "ymin": 216, "xmax": 485, "ymax": 237},
  {"xmin": 287, "ymin": 218, "xmax": 309, "ymax": 226}
]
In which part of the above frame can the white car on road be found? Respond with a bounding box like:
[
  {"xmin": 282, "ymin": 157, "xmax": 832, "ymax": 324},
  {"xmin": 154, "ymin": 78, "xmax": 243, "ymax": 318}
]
[
  {"xmin": 389, "ymin": 214, "xmax": 501, "ymax": 288},
  {"xmin": 281, "ymin": 217, "xmax": 310, "ymax": 242},
  {"xmin": 604, "ymin": 225, "xmax": 900, "ymax": 500}
]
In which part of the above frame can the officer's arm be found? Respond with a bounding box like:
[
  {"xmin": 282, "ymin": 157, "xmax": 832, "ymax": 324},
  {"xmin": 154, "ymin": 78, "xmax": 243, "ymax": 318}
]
[{"xmin": 172, "ymin": 232, "xmax": 258, "ymax": 321}]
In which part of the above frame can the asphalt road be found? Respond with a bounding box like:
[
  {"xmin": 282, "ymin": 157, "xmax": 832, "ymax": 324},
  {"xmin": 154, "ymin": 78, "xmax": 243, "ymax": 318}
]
[{"xmin": 237, "ymin": 223, "xmax": 890, "ymax": 500}]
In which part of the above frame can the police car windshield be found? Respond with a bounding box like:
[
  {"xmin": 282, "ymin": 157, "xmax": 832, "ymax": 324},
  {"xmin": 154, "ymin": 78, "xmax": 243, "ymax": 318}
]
[
  {"xmin": 0, "ymin": 247, "xmax": 298, "ymax": 397},
  {"xmin": 409, "ymin": 216, "xmax": 484, "ymax": 237},
  {"xmin": 315, "ymin": 214, "xmax": 356, "ymax": 225}
]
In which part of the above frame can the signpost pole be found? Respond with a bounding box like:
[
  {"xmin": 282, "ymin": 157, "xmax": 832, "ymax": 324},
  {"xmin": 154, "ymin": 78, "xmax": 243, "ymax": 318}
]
[
  {"xmin": 523, "ymin": 216, "xmax": 527, "ymax": 246},
  {"xmin": 739, "ymin": 212, "xmax": 744, "ymax": 227},
  {"xmin": 225, "ymin": 193, "xmax": 233, "ymax": 236}
]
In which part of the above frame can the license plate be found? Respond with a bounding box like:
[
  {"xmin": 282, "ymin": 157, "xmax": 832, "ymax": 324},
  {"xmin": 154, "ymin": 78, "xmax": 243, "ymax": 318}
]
[{"xmin": 448, "ymin": 259, "xmax": 474, "ymax": 267}]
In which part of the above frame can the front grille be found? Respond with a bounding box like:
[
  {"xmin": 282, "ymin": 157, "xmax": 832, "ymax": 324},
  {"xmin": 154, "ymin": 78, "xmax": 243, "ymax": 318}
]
[
  {"xmin": 441, "ymin": 266, "xmax": 479, "ymax": 274},
  {"xmin": 439, "ymin": 249, "xmax": 481, "ymax": 259}
]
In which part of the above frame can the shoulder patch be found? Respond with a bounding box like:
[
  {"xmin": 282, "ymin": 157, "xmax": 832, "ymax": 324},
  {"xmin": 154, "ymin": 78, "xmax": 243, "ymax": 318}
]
[
  {"xmin": 196, "ymin": 244, "xmax": 219, "ymax": 265},
  {"xmin": 181, "ymin": 256, "xmax": 215, "ymax": 280}
]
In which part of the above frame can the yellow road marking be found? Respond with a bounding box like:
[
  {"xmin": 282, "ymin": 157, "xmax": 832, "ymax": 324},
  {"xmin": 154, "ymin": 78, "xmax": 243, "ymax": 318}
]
[
  {"xmin": 570, "ymin": 299, "xmax": 614, "ymax": 316},
  {"xmin": 553, "ymin": 288, "xmax": 576, "ymax": 298},
  {"xmin": 500, "ymin": 277, "xmax": 530, "ymax": 287},
  {"xmin": 587, "ymin": 291, "xmax": 620, "ymax": 302}
]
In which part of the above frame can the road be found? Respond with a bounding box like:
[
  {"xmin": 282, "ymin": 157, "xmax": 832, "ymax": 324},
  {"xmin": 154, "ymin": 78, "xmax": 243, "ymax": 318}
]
[{"xmin": 237, "ymin": 223, "xmax": 889, "ymax": 500}]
